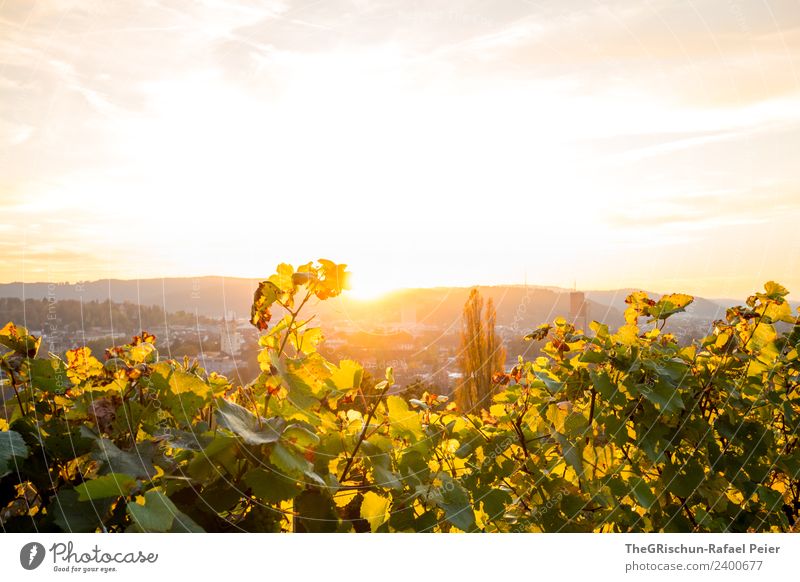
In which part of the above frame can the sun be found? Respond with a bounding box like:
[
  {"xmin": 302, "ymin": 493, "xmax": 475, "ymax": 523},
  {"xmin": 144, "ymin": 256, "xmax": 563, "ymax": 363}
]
[{"xmin": 346, "ymin": 273, "xmax": 394, "ymax": 301}]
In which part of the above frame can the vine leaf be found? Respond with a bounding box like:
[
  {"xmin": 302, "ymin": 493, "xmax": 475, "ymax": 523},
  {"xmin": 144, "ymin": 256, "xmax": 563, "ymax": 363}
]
[
  {"xmin": 75, "ymin": 473, "xmax": 137, "ymax": 501},
  {"xmin": 215, "ymin": 398, "xmax": 286, "ymax": 445},
  {"xmin": 360, "ymin": 491, "xmax": 391, "ymax": 532},
  {"xmin": 0, "ymin": 430, "xmax": 29, "ymax": 478}
]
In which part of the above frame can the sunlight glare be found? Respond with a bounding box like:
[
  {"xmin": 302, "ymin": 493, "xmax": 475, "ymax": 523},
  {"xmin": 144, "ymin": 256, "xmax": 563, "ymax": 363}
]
[{"xmin": 346, "ymin": 272, "xmax": 394, "ymax": 301}]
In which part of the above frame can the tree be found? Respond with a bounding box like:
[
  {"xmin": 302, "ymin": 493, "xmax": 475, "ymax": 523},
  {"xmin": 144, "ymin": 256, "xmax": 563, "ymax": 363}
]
[{"xmin": 456, "ymin": 289, "xmax": 506, "ymax": 411}]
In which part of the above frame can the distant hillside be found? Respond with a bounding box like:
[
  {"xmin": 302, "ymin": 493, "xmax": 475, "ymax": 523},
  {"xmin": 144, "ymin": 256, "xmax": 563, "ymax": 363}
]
[
  {"xmin": 0, "ymin": 277, "xmax": 754, "ymax": 334},
  {"xmin": 0, "ymin": 278, "xmax": 259, "ymax": 319},
  {"xmin": 0, "ymin": 278, "xmax": 625, "ymax": 331},
  {"xmin": 585, "ymin": 289, "xmax": 730, "ymax": 323},
  {"xmin": 321, "ymin": 286, "xmax": 625, "ymax": 331}
]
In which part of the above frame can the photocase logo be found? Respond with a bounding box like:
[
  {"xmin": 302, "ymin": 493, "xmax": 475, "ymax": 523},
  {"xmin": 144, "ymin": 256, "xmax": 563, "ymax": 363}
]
[{"xmin": 19, "ymin": 542, "xmax": 46, "ymax": 570}]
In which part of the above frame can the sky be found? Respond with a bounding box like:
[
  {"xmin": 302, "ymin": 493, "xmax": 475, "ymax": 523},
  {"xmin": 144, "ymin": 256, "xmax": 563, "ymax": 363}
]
[{"xmin": 1, "ymin": 0, "xmax": 799, "ymax": 300}]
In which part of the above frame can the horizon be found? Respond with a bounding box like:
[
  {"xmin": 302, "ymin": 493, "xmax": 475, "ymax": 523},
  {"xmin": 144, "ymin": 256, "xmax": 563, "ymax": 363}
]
[{"xmin": 0, "ymin": 271, "xmax": 794, "ymax": 303}]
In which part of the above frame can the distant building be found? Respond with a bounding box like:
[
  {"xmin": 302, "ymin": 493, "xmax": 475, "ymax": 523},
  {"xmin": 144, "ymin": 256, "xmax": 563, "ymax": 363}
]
[
  {"xmin": 220, "ymin": 315, "xmax": 244, "ymax": 356},
  {"xmin": 569, "ymin": 291, "xmax": 589, "ymax": 331}
]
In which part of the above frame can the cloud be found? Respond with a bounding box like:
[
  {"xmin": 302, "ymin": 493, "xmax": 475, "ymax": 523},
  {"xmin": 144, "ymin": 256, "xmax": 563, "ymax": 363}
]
[
  {"xmin": 605, "ymin": 184, "xmax": 800, "ymax": 233},
  {"xmin": 0, "ymin": 0, "xmax": 798, "ymax": 295}
]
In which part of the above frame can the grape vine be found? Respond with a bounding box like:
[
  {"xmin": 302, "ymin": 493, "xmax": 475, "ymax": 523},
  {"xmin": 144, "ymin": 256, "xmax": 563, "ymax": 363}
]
[{"xmin": 1, "ymin": 262, "xmax": 798, "ymax": 532}]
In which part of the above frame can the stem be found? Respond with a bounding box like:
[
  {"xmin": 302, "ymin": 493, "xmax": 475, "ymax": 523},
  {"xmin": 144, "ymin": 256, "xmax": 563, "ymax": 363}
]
[
  {"xmin": 514, "ymin": 389, "xmax": 533, "ymax": 457},
  {"xmin": 502, "ymin": 477, "xmax": 531, "ymax": 512},
  {"xmin": 465, "ymin": 408, "xmax": 539, "ymax": 479},
  {"xmin": 11, "ymin": 378, "xmax": 27, "ymax": 417},
  {"xmin": 677, "ymin": 495, "xmax": 699, "ymax": 531},
  {"xmin": 278, "ymin": 291, "xmax": 312, "ymax": 357},
  {"xmin": 463, "ymin": 412, "xmax": 491, "ymax": 442},
  {"xmin": 339, "ymin": 379, "xmax": 391, "ymax": 483},
  {"xmin": 513, "ymin": 417, "xmax": 528, "ymax": 459}
]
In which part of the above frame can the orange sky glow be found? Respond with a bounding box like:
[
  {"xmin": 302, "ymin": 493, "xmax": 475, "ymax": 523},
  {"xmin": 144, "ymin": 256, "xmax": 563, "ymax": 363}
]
[{"xmin": 1, "ymin": 1, "xmax": 799, "ymax": 300}]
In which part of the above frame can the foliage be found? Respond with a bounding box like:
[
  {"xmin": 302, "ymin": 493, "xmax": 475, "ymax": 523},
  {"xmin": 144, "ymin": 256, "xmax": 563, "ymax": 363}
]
[
  {"xmin": 456, "ymin": 289, "xmax": 506, "ymax": 411},
  {"xmin": 0, "ymin": 263, "xmax": 799, "ymax": 532}
]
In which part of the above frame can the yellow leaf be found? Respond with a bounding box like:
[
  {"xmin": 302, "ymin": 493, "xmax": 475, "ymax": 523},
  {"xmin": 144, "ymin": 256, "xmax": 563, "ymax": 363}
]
[
  {"xmin": 333, "ymin": 489, "xmax": 358, "ymax": 508},
  {"xmin": 65, "ymin": 347, "xmax": 104, "ymax": 385},
  {"xmin": 268, "ymin": 263, "xmax": 296, "ymax": 293},
  {"xmin": 329, "ymin": 360, "xmax": 364, "ymax": 391},
  {"xmin": 360, "ymin": 492, "xmax": 390, "ymax": 532},
  {"xmin": 387, "ymin": 396, "xmax": 422, "ymax": 443},
  {"xmin": 614, "ymin": 324, "xmax": 640, "ymax": 346}
]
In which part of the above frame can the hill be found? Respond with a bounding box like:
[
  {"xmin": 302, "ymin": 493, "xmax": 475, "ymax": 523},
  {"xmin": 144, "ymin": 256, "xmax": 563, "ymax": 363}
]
[{"xmin": 0, "ymin": 278, "xmax": 626, "ymax": 333}]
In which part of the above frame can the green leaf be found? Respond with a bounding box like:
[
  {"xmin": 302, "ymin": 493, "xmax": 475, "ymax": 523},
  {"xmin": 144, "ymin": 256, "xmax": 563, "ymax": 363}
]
[
  {"xmin": 28, "ymin": 358, "xmax": 70, "ymax": 394},
  {"xmin": 244, "ymin": 468, "xmax": 302, "ymax": 504},
  {"xmin": 664, "ymin": 460, "xmax": 705, "ymax": 498},
  {"xmin": 480, "ymin": 488, "xmax": 512, "ymax": 520},
  {"xmin": 630, "ymin": 477, "xmax": 656, "ymax": 509},
  {"xmin": 555, "ymin": 433, "xmax": 584, "ymax": 478},
  {"xmin": 281, "ymin": 369, "xmax": 322, "ymax": 410},
  {"xmin": 589, "ymin": 320, "xmax": 609, "ymax": 338},
  {"xmin": 434, "ymin": 474, "xmax": 475, "ymax": 532},
  {"xmin": 187, "ymin": 435, "xmax": 238, "ymax": 482},
  {"xmin": 564, "ymin": 413, "xmax": 589, "ymax": 438},
  {"xmin": 43, "ymin": 425, "xmax": 94, "ymax": 461},
  {"xmin": 0, "ymin": 430, "xmax": 29, "ymax": 478},
  {"xmin": 215, "ymin": 398, "xmax": 286, "ymax": 445},
  {"xmin": 269, "ymin": 442, "xmax": 311, "ymax": 477},
  {"xmin": 636, "ymin": 421, "xmax": 670, "ymax": 463},
  {"xmin": 282, "ymin": 423, "xmax": 320, "ymax": 447},
  {"xmin": 454, "ymin": 434, "xmax": 481, "ymax": 459},
  {"xmin": 294, "ymin": 490, "xmax": 338, "ymax": 533},
  {"xmin": 372, "ymin": 465, "xmax": 403, "ymax": 490},
  {"xmin": 590, "ymin": 370, "xmax": 625, "ymax": 407},
  {"xmin": 93, "ymin": 439, "xmax": 157, "ymax": 480},
  {"xmin": 579, "ymin": 349, "xmax": 606, "ymax": 364},
  {"xmin": 359, "ymin": 443, "xmax": 402, "ymax": 490},
  {"xmin": 51, "ymin": 489, "xmax": 113, "ymax": 533},
  {"xmin": 639, "ymin": 379, "xmax": 684, "ymax": 415},
  {"xmin": 398, "ymin": 450, "xmax": 430, "ymax": 486},
  {"xmin": 169, "ymin": 510, "xmax": 205, "ymax": 533},
  {"xmin": 157, "ymin": 427, "xmax": 212, "ymax": 451},
  {"xmin": 75, "ymin": 473, "xmax": 137, "ymax": 501},
  {"xmin": 534, "ymin": 371, "xmax": 564, "ymax": 395},
  {"xmin": 360, "ymin": 491, "xmax": 391, "ymax": 532},
  {"xmin": 126, "ymin": 490, "xmax": 178, "ymax": 532}
]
